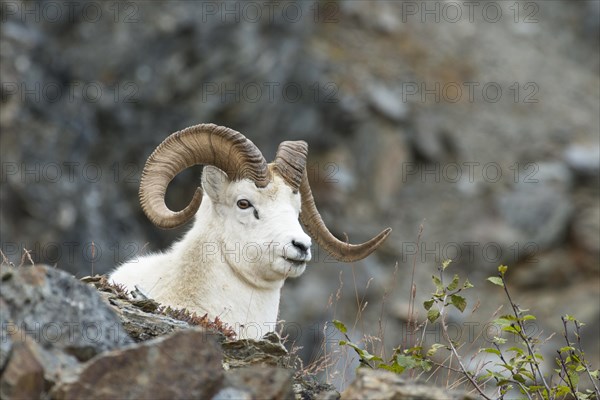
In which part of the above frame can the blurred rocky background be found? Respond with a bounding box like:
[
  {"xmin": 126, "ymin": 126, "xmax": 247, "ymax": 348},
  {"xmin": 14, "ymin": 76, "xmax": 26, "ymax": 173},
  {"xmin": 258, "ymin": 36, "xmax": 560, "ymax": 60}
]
[{"xmin": 1, "ymin": 0, "xmax": 598, "ymax": 390}]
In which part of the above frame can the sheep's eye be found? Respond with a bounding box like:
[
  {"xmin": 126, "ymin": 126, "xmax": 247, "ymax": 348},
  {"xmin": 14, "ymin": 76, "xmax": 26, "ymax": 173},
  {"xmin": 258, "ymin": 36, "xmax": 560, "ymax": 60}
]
[{"xmin": 237, "ymin": 199, "xmax": 251, "ymax": 210}]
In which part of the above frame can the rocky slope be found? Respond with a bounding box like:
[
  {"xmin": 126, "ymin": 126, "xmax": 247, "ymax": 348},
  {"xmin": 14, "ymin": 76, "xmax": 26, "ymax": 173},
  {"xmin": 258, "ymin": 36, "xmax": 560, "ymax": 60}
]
[{"xmin": 1, "ymin": 263, "xmax": 477, "ymax": 399}]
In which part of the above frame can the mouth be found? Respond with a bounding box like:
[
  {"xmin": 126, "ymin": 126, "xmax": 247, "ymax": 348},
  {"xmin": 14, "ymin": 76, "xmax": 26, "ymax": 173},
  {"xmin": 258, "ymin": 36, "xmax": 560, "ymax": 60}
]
[{"xmin": 282, "ymin": 256, "xmax": 307, "ymax": 267}]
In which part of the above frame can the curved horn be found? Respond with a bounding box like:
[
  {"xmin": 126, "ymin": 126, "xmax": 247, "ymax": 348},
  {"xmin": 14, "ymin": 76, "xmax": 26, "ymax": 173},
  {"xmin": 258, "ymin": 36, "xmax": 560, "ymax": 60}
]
[
  {"xmin": 299, "ymin": 170, "xmax": 392, "ymax": 262},
  {"xmin": 140, "ymin": 123, "xmax": 269, "ymax": 229},
  {"xmin": 272, "ymin": 141, "xmax": 308, "ymax": 192}
]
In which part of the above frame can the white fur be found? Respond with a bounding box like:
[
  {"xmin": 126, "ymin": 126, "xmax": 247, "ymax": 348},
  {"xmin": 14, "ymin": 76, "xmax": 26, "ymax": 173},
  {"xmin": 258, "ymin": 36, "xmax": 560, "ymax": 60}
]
[{"xmin": 110, "ymin": 166, "xmax": 312, "ymax": 339}]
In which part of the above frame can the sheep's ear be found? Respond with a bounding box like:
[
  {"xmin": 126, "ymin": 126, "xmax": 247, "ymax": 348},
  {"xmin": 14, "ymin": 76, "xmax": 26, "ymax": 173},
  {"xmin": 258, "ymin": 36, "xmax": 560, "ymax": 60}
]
[{"xmin": 202, "ymin": 165, "xmax": 230, "ymax": 202}]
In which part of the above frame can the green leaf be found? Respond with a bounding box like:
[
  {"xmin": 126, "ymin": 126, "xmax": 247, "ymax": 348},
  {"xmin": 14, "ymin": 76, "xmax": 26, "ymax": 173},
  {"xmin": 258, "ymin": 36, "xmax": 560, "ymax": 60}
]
[
  {"xmin": 463, "ymin": 278, "xmax": 474, "ymax": 289},
  {"xmin": 427, "ymin": 343, "xmax": 446, "ymax": 357},
  {"xmin": 432, "ymin": 275, "xmax": 443, "ymax": 290},
  {"xmin": 513, "ymin": 373, "xmax": 526, "ymax": 384},
  {"xmin": 362, "ymin": 353, "xmax": 383, "ymax": 362},
  {"xmin": 482, "ymin": 348, "xmax": 501, "ymax": 356},
  {"xmin": 502, "ymin": 325, "xmax": 521, "ymax": 334},
  {"xmin": 521, "ymin": 314, "xmax": 536, "ymax": 321},
  {"xmin": 498, "ymin": 265, "xmax": 508, "ymax": 274},
  {"xmin": 332, "ymin": 319, "xmax": 347, "ymax": 334},
  {"xmin": 396, "ymin": 355, "xmax": 418, "ymax": 369},
  {"xmin": 450, "ymin": 294, "xmax": 467, "ymax": 312},
  {"xmin": 427, "ymin": 308, "xmax": 440, "ymax": 323},
  {"xmin": 568, "ymin": 370, "xmax": 580, "ymax": 387},
  {"xmin": 487, "ymin": 276, "xmax": 504, "ymax": 287},
  {"xmin": 507, "ymin": 347, "xmax": 524, "ymax": 355},
  {"xmin": 493, "ymin": 336, "xmax": 507, "ymax": 344},
  {"xmin": 423, "ymin": 299, "xmax": 434, "ymax": 310},
  {"xmin": 447, "ymin": 274, "xmax": 460, "ymax": 291},
  {"xmin": 559, "ymin": 346, "xmax": 576, "ymax": 353},
  {"xmin": 419, "ymin": 359, "xmax": 433, "ymax": 372},
  {"xmin": 442, "ymin": 259, "xmax": 452, "ymax": 270},
  {"xmin": 379, "ymin": 362, "xmax": 405, "ymax": 374},
  {"xmin": 339, "ymin": 340, "xmax": 347, "ymax": 346}
]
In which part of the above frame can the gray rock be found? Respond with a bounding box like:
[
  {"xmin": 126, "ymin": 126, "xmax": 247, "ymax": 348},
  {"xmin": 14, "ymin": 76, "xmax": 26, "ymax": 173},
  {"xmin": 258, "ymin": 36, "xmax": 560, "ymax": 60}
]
[
  {"xmin": 222, "ymin": 331, "xmax": 290, "ymax": 369},
  {"xmin": 367, "ymin": 83, "xmax": 409, "ymax": 122},
  {"xmin": 564, "ymin": 144, "xmax": 600, "ymax": 175},
  {"xmin": 572, "ymin": 205, "xmax": 600, "ymax": 256},
  {"xmin": 212, "ymin": 387, "xmax": 253, "ymax": 400},
  {"xmin": 342, "ymin": 368, "xmax": 476, "ymax": 400},
  {"xmin": 0, "ymin": 324, "xmax": 81, "ymax": 399},
  {"xmin": 496, "ymin": 185, "xmax": 573, "ymax": 251},
  {"xmin": 0, "ymin": 340, "xmax": 44, "ymax": 400},
  {"xmin": 0, "ymin": 299, "xmax": 12, "ymax": 371},
  {"xmin": 51, "ymin": 329, "xmax": 223, "ymax": 400},
  {"xmin": 102, "ymin": 294, "xmax": 191, "ymax": 342},
  {"xmin": 220, "ymin": 366, "xmax": 294, "ymax": 400},
  {"xmin": 0, "ymin": 264, "xmax": 132, "ymax": 361}
]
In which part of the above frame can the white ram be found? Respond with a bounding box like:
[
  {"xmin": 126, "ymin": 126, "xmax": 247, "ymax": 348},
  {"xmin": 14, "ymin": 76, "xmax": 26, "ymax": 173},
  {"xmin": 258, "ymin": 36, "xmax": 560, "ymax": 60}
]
[{"xmin": 110, "ymin": 124, "xmax": 390, "ymax": 338}]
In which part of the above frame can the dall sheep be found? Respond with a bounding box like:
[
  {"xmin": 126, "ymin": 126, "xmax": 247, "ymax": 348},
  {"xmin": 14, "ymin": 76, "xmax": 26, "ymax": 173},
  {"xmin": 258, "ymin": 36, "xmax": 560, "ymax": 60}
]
[{"xmin": 110, "ymin": 123, "xmax": 391, "ymax": 338}]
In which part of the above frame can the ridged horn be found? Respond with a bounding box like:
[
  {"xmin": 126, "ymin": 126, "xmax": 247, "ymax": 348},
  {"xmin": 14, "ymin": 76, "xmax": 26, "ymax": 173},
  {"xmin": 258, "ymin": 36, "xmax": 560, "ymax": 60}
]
[
  {"xmin": 139, "ymin": 123, "xmax": 269, "ymax": 229},
  {"xmin": 299, "ymin": 170, "xmax": 392, "ymax": 262},
  {"xmin": 272, "ymin": 141, "xmax": 308, "ymax": 192}
]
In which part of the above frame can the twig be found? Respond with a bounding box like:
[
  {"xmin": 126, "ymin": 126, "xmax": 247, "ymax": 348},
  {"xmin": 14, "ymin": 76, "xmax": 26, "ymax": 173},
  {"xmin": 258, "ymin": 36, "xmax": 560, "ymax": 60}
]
[
  {"xmin": 378, "ymin": 261, "xmax": 399, "ymax": 360},
  {"xmin": 0, "ymin": 249, "xmax": 12, "ymax": 266},
  {"xmin": 556, "ymin": 350, "xmax": 578, "ymax": 396},
  {"xmin": 405, "ymin": 223, "xmax": 424, "ymax": 351},
  {"xmin": 437, "ymin": 273, "xmax": 492, "ymax": 400},
  {"xmin": 19, "ymin": 248, "xmax": 35, "ymax": 267},
  {"xmin": 561, "ymin": 317, "xmax": 600, "ymax": 397}
]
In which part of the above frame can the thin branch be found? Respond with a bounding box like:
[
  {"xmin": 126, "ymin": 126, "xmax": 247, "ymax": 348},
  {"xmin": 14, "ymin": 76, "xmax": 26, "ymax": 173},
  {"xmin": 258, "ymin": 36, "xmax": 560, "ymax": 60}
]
[
  {"xmin": 572, "ymin": 318, "xmax": 600, "ymax": 396},
  {"xmin": 405, "ymin": 223, "xmax": 424, "ymax": 351},
  {"xmin": 378, "ymin": 261, "xmax": 399, "ymax": 360},
  {"xmin": 556, "ymin": 350, "xmax": 578, "ymax": 396},
  {"xmin": 493, "ymin": 343, "xmax": 533, "ymax": 400},
  {"xmin": 19, "ymin": 248, "xmax": 35, "ymax": 267},
  {"xmin": 438, "ymin": 282, "xmax": 492, "ymax": 400}
]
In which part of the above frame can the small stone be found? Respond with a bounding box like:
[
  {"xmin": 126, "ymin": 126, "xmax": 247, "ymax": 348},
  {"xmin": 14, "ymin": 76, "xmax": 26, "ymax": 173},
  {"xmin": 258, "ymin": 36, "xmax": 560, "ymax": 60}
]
[
  {"xmin": 564, "ymin": 144, "xmax": 600, "ymax": 175},
  {"xmin": 367, "ymin": 83, "xmax": 408, "ymax": 122},
  {"xmin": 212, "ymin": 387, "xmax": 253, "ymax": 400}
]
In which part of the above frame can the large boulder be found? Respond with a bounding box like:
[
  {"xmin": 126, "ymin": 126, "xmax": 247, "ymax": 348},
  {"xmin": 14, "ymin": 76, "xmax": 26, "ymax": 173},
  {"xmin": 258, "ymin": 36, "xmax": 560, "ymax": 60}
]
[{"xmin": 51, "ymin": 329, "xmax": 223, "ymax": 400}]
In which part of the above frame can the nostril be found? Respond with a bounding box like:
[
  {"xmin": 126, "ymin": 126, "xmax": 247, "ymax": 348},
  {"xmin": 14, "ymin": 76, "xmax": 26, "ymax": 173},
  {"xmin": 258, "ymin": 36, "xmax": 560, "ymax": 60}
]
[{"xmin": 292, "ymin": 240, "xmax": 309, "ymax": 253}]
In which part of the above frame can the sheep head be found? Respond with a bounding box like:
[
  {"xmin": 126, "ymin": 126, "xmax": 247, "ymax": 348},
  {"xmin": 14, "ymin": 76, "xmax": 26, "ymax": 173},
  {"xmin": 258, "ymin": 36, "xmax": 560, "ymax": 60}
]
[
  {"xmin": 139, "ymin": 123, "xmax": 391, "ymax": 272},
  {"xmin": 197, "ymin": 164, "xmax": 312, "ymax": 284}
]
